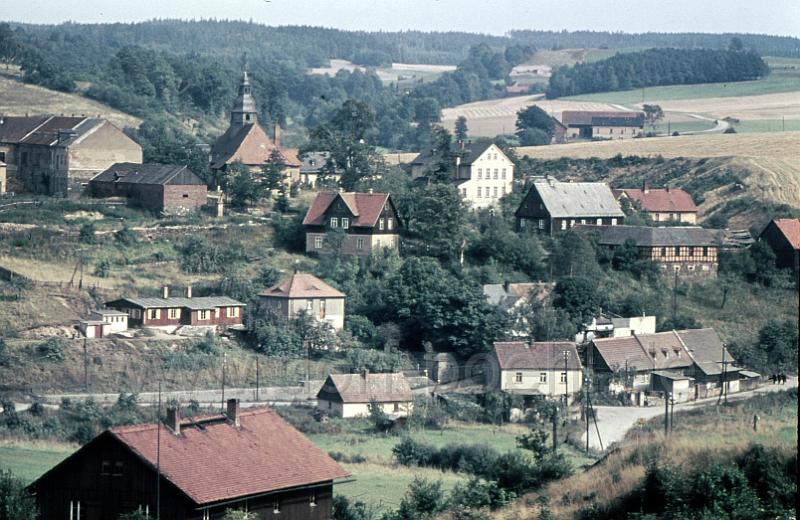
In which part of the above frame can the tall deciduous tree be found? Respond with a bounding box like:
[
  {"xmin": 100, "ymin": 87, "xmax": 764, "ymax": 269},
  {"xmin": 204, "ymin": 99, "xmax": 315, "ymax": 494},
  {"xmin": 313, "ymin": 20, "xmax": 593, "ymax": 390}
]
[{"xmin": 515, "ymin": 105, "xmax": 555, "ymax": 145}]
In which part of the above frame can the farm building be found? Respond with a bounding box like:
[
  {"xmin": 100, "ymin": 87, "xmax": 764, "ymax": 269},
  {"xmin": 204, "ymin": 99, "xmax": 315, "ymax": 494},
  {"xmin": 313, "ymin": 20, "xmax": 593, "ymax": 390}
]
[
  {"xmin": 316, "ymin": 371, "xmax": 414, "ymax": 418},
  {"xmin": 89, "ymin": 309, "xmax": 129, "ymax": 333},
  {"xmin": 0, "ymin": 115, "xmax": 142, "ymax": 195},
  {"xmin": 258, "ymin": 271, "xmax": 346, "ymax": 330},
  {"xmin": 613, "ymin": 185, "xmax": 698, "ymax": 224},
  {"xmin": 29, "ymin": 400, "xmax": 349, "ymax": 520},
  {"xmin": 577, "ymin": 224, "xmax": 724, "ymax": 280},
  {"xmin": 210, "ymin": 69, "xmax": 300, "ymax": 182},
  {"xmin": 488, "ymin": 341, "xmax": 583, "ymax": 401},
  {"xmin": 78, "ymin": 320, "xmax": 111, "ymax": 339},
  {"xmin": 303, "ymin": 190, "xmax": 400, "ymax": 256},
  {"xmin": 515, "ymin": 177, "xmax": 624, "ymax": 235},
  {"xmin": 410, "ymin": 142, "xmax": 514, "ymax": 209},
  {"xmin": 105, "ymin": 287, "xmax": 245, "ymax": 333},
  {"xmin": 561, "ymin": 110, "xmax": 644, "ymax": 140},
  {"xmin": 89, "ymin": 163, "xmax": 208, "ymax": 214},
  {"xmin": 758, "ymin": 218, "xmax": 800, "ymax": 274}
]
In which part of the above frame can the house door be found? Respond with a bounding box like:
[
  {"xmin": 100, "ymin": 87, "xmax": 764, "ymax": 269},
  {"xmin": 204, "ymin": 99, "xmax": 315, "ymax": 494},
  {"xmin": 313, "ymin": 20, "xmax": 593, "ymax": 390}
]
[{"xmin": 319, "ymin": 299, "xmax": 326, "ymax": 319}]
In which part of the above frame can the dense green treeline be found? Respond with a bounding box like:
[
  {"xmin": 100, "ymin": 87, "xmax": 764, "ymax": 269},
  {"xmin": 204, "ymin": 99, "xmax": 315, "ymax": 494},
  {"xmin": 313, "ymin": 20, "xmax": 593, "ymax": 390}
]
[
  {"xmin": 510, "ymin": 30, "xmax": 800, "ymax": 58},
  {"xmin": 547, "ymin": 48, "xmax": 770, "ymax": 98}
]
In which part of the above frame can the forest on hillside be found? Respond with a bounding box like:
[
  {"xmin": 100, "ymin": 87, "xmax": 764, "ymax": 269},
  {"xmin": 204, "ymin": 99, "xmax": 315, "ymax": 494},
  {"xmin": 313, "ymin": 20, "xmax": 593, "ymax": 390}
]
[{"xmin": 546, "ymin": 47, "xmax": 770, "ymax": 98}]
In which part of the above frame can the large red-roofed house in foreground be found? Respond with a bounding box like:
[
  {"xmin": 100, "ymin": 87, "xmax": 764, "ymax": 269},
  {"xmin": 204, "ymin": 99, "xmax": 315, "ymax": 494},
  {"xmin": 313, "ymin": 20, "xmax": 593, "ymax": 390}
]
[
  {"xmin": 29, "ymin": 400, "xmax": 349, "ymax": 520},
  {"xmin": 303, "ymin": 190, "xmax": 400, "ymax": 256}
]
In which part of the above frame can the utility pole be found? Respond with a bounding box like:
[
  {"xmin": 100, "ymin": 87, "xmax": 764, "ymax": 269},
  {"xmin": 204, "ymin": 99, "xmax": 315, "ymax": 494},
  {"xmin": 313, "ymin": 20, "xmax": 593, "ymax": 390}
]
[
  {"xmin": 156, "ymin": 380, "xmax": 161, "ymax": 520},
  {"xmin": 552, "ymin": 407, "xmax": 558, "ymax": 454},
  {"xmin": 717, "ymin": 345, "xmax": 729, "ymax": 405},
  {"xmin": 221, "ymin": 351, "xmax": 227, "ymax": 412},
  {"xmin": 664, "ymin": 392, "xmax": 670, "ymax": 436},
  {"xmin": 584, "ymin": 369, "xmax": 590, "ymax": 454},
  {"xmin": 255, "ymin": 355, "xmax": 260, "ymax": 402},
  {"xmin": 83, "ymin": 338, "xmax": 88, "ymax": 392},
  {"xmin": 563, "ymin": 349, "xmax": 570, "ymax": 412},
  {"xmin": 669, "ymin": 394, "xmax": 675, "ymax": 433}
]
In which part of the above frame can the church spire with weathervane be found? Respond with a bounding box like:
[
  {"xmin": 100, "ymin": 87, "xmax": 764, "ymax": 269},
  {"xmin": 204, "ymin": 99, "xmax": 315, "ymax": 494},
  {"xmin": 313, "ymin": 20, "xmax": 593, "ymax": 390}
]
[{"xmin": 230, "ymin": 55, "xmax": 258, "ymax": 127}]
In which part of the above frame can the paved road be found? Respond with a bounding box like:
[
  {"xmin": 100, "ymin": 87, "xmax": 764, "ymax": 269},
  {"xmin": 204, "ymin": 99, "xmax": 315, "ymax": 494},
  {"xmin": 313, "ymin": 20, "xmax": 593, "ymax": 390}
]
[{"xmin": 585, "ymin": 377, "xmax": 797, "ymax": 450}]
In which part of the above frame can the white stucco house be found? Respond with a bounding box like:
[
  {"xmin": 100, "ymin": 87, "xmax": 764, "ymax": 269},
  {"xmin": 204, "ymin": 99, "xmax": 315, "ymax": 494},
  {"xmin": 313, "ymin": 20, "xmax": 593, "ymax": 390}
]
[
  {"xmin": 488, "ymin": 341, "xmax": 583, "ymax": 401},
  {"xmin": 316, "ymin": 371, "xmax": 414, "ymax": 418}
]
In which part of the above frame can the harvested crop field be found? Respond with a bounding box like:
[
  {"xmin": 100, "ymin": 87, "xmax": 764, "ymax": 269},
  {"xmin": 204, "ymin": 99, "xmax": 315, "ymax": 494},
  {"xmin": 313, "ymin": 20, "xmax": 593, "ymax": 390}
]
[{"xmin": 643, "ymin": 91, "xmax": 800, "ymax": 123}]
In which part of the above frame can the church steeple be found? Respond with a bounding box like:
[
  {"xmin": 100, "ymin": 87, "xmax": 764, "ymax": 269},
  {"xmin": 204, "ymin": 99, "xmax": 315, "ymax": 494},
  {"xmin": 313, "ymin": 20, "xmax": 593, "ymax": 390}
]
[{"xmin": 230, "ymin": 65, "xmax": 258, "ymax": 127}]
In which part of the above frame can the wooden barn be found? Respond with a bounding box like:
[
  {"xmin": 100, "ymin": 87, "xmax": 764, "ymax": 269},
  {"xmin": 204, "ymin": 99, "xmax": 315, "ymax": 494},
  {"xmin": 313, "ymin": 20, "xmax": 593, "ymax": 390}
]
[{"xmin": 29, "ymin": 400, "xmax": 349, "ymax": 520}]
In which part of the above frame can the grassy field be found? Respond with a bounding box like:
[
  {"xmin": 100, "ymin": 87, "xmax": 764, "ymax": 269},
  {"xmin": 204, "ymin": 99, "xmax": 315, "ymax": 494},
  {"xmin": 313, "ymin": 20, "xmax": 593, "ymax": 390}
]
[
  {"xmin": 568, "ymin": 57, "xmax": 800, "ymax": 104},
  {"xmin": 309, "ymin": 420, "xmax": 595, "ymax": 511},
  {"xmin": 491, "ymin": 389, "xmax": 798, "ymax": 519},
  {"xmin": 0, "ymin": 68, "xmax": 140, "ymax": 129},
  {"xmin": 0, "ymin": 441, "xmax": 74, "ymax": 482},
  {"xmin": 734, "ymin": 118, "xmax": 800, "ymax": 133}
]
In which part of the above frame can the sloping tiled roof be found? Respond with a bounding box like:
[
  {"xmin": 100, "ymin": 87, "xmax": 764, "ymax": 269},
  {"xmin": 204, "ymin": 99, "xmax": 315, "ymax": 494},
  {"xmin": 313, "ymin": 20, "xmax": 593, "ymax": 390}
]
[
  {"xmin": 677, "ymin": 328, "xmax": 734, "ymax": 375},
  {"xmin": 18, "ymin": 116, "xmax": 100, "ymax": 146},
  {"xmin": 483, "ymin": 282, "xmax": 551, "ymax": 310},
  {"xmin": 562, "ymin": 110, "xmax": 644, "ymax": 127},
  {"xmin": 410, "ymin": 141, "xmax": 499, "ymax": 167},
  {"xmin": 90, "ymin": 163, "xmax": 204, "ymax": 186},
  {"xmin": 613, "ymin": 188, "xmax": 697, "ymax": 213},
  {"xmin": 319, "ymin": 373, "xmax": 413, "ymax": 403},
  {"xmin": 592, "ymin": 336, "xmax": 654, "ymax": 372},
  {"xmin": 0, "ymin": 115, "xmax": 50, "ymax": 143},
  {"xmin": 528, "ymin": 180, "xmax": 624, "ymax": 218},
  {"xmin": 210, "ymin": 123, "xmax": 300, "ymax": 168},
  {"xmin": 770, "ymin": 218, "xmax": 800, "ymax": 250},
  {"xmin": 493, "ymin": 341, "xmax": 582, "ymax": 370},
  {"xmin": 637, "ymin": 331, "xmax": 693, "ymax": 370},
  {"xmin": 303, "ymin": 191, "xmax": 392, "ymax": 228},
  {"xmin": 259, "ymin": 272, "xmax": 345, "ymax": 299},
  {"xmin": 110, "ymin": 407, "xmax": 349, "ymax": 505},
  {"xmin": 578, "ymin": 225, "xmax": 724, "ymax": 247},
  {"xmin": 106, "ymin": 296, "xmax": 245, "ymax": 310}
]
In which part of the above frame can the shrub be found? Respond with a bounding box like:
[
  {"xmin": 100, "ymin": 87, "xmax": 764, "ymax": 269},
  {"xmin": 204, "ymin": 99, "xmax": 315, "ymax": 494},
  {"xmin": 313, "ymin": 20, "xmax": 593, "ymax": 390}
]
[
  {"xmin": 450, "ymin": 477, "xmax": 516, "ymax": 511},
  {"xmin": 0, "ymin": 470, "xmax": 38, "ymax": 520},
  {"xmin": 114, "ymin": 227, "xmax": 139, "ymax": 246},
  {"xmin": 368, "ymin": 400, "xmax": 393, "ymax": 432},
  {"xmin": 94, "ymin": 258, "xmax": 112, "ymax": 278},
  {"xmin": 392, "ymin": 437, "xmax": 437, "ymax": 466},
  {"xmin": 328, "ymin": 451, "xmax": 367, "ymax": 464},
  {"xmin": 332, "ymin": 495, "xmax": 376, "ymax": 520},
  {"xmin": 79, "ymin": 222, "xmax": 97, "ymax": 244},
  {"xmin": 36, "ymin": 337, "xmax": 66, "ymax": 362}
]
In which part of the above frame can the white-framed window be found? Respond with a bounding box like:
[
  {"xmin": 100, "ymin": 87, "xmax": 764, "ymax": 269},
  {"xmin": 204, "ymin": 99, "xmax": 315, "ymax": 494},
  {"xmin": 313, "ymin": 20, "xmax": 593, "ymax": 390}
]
[
  {"xmin": 330, "ymin": 217, "xmax": 338, "ymax": 228},
  {"xmin": 378, "ymin": 218, "xmax": 384, "ymax": 230},
  {"xmin": 477, "ymin": 187, "xmax": 482, "ymax": 198},
  {"xmin": 149, "ymin": 309, "xmax": 160, "ymax": 320},
  {"xmin": 570, "ymin": 219, "xmax": 575, "ymax": 227},
  {"xmin": 202, "ymin": 511, "xmax": 210, "ymax": 520},
  {"xmin": 315, "ymin": 236, "xmax": 323, "ymax": 249},
  {"xmin": 515, "ymin": 372, "xmax": 523, "ymax": 383},
  {"xmin": 596, "ymin": 218, "xmax": 602, "ymax": 225},
  {"xmin": 387, "ymin": 218, "xmax": 394, "ymax": 230},
  {"xmin": 477, "ymin": 168, "xmax": 482, "ymax": 180},
  {"xmin": 310, "ymin": 490, "xmax": 317, "ymax": 507},
  {"xmin": 341, "ymin": 217, "xmax": 349, "ymax": 229},
  {"xmin": 356, "ymin": 237, "xmax": 365, "ymax": 250},
  {"xmin": 131, "ymin": 309, "xmax": 141, "ymax": 319},
  {"xmin": 493, "ymin": 187, "xmax": 498, "ymax": 198},
  {"xmin": 273, "ymin": 497, "xmax": 281, "ymax": 513},
  {"xmin": 199, "ymin": 310, "xmax": 209, "ymax": 321},
  {"xmin": 461, "ymin": 188, "xmax": 467, "ymax": 197},
  {"xmin": 501, "ymin": 168, "xmax": 506, "ymax": 179},
  {"xmin": 561, "ymin": 220, "xmax": 567, "ymax": 230},
  {"xmin": 492, "ymin": 169, "xmax": 497, "ymax": 179},
  {"xmin": 611, "ymin": 218, "xmax": 618, "ymax": 225},
  {"xmin": 226, "ymin": 307, "xmax": 239, "ymax": 318},
  {"xmin": 538, "ymin": 219, "xmax": 545, "ymax": 230},
  {"xmin": 540, "ymin": 372, "xmax": 547, "ymax": 383},
  {"xmin": 560, "ymin": 372, "xmax": 567, "ymax": 383},
  {"xmin": 169, "ymin": 308, "xmax": 179, "ymax": 319}
]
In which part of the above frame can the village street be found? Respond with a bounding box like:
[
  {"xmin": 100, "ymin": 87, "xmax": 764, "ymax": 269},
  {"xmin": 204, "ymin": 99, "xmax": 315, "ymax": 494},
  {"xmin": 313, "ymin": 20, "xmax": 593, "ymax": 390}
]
[{"xmin": 586, "ymin": 376, "xmax": 798, "ymax": 450}]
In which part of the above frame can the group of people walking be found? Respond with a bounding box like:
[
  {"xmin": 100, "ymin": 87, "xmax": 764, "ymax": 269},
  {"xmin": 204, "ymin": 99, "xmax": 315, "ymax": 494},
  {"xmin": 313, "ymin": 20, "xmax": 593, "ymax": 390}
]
[{"xmin": 769, "ymin": 373, "xmax": 788, "ymax": 384}]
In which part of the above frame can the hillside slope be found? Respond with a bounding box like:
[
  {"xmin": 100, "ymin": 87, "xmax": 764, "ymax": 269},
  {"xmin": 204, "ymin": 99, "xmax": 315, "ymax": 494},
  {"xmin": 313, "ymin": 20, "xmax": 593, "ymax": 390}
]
[
  {"xmin": 516, "ymin": 132, "xmax": 800, "ymax": 229},
  {"xmin": 0, "ymin": 69, "xmax": 141, "ymax": 130}
]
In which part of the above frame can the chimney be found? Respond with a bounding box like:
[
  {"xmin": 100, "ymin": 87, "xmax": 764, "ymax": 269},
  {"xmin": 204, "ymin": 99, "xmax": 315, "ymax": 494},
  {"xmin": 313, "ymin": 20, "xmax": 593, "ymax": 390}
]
[
  {"xmin": 367, "ymin": 188, "xmax": 374, "ymax": 194},
  {"xmin": 186, "ymin": 285, "xmax": 192, "ymax": 298},
  {"xmin": 162, "ymin": 286, "xmax": 169, "ymax": 299},
  {"xmin": 361, "ymin": 368, "xmax": 369, "ymax": 379},
  {"xmin": 226, "ymin": 398, "xmax": 241, "ymax": 427},
  {"xmin": 642, "ymin": 181, "xmax": 649, "ymax": 194},
  {"xmin": 165, "ymin": 406, "xmax": 181, "ymax": 435},
  {"xmin": 273, "ymin": 124, "xmax": 281, "ymax": 147}
]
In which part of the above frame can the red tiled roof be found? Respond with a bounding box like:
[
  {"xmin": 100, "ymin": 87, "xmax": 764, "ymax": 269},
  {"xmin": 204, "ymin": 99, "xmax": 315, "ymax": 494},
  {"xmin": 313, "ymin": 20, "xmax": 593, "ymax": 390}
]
[
  {"xmin": 303, "ymin": 191, "xmax": 391, "ymax": 228},
  {"xmin": 210, "ymin": 123, "xmax": 300, "ymax": 168},
  {"xmin": 111, "ymin": 407, "xmax": 349, "ymax": 505},
  {"xmin": 614, "ymin": 188, "xmax": 697, "ymax": 213},
  {"xmin": 259, "ymin": 272, "xmax": 345, "ymax": 299},
  {"xmin": 493, "ymin": 341, "xmax": 582, "ymax": 370},
  {"xmin": 319, "ymin": 373, "xmax": 413, "ymax": 403},
  {"xmin": 771, "ymin": 218, "xmax": 800, "ymax": 249},
  {"xmin": 592, "ymin": 335, "xmax": 654, "ymax": 372}
]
